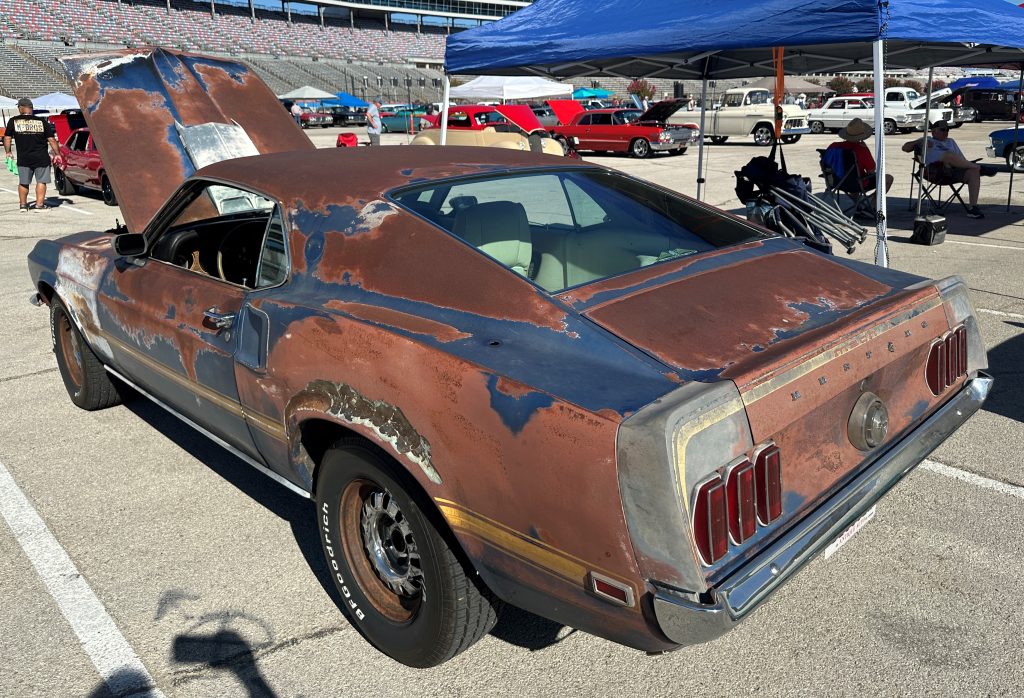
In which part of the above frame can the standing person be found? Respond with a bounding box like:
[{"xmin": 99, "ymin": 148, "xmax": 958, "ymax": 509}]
[
  {"xmin": 290, "ymin": 101, "xmax": 302, "ymax": 127},
  {"xmin": 366, "ymin": 96, "xmax": 382, "ymax": 146},
  {"xmin": 4, "ymin": 98, "xmax": 61, "ymax": 212},
  {"xmin": 901, "ymin": 119, "xmax": 995, "ymax": 219}
]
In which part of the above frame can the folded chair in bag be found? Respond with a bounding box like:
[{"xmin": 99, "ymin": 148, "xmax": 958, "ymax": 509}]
[{"xmin": 818, "ymin": 147, "xmax": 876, "ymax": 218}]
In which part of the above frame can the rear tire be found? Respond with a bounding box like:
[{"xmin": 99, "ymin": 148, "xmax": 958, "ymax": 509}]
[
  {"xmin": 101, "ymin": 175, "xmax": 117, "ymax": 206},
  {"xmin": 316, "ymin": 439, "xmax": 500, "ymax": 667},
  {"xmin": 51, "ymin": 298, "xmax": 122, "ymax": 411}
]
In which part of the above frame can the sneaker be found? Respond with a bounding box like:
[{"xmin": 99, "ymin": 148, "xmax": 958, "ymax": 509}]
[
  {"xmin": 18, "ymin": 204, "xmax": 28, "ymax": 213},
  {"xmin": 30, "ymin": 203, "xmax": 50, "ymax": 211},
  {"xmin": 965, "ymin": 205, "xmax": 984, "ymax": 219}
]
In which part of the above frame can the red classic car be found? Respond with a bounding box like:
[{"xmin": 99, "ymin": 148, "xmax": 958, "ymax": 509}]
[
  {"xmin": 52, "ymin": 126, "xmax": 117, "ymax": 206},
  {"xmin": 413, "ymin": 104, "xmax": 565, "ymax": 155},
  {"xmin": 30, "ymin": 48, "xmax": 991, "ymax": 668},
  {"xmin": 551, "ymin": 100, "xmax": 699, "ymax": 158}
]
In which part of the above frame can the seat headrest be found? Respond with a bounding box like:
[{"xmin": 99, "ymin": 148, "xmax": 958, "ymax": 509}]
[{"xmin": 453, "ymin": 201, "xmax": 533, "ymax": 276}]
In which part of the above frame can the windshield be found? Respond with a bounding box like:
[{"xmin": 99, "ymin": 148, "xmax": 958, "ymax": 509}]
[{"xmin": 391, "ymin": 169, "xmax": 769, "ymax": 292}]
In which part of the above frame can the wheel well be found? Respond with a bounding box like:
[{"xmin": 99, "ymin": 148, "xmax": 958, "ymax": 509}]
[
  {"xmin": 751, "ymin": 121, "xmax": 773, "ymax": 132},
  {"xmin": 37, "ymin": 281, "xmax": 55, "ymax": 306}
]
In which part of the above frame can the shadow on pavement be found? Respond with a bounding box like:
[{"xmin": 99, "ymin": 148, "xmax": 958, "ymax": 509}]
[
  {"xmin": 490, "ymin": 604, "xmax": 575, "ymax": 651},
  {"xmin": 984, "ymin": 320, "xmax": 1024, "ymax": 424},
  {"xmin": 173, "ymin": 626, "xmax": 277, "ymax": 698},
  {"xmin": 86, "ymin": 667, "xmax": 159, "ymax": 698}
]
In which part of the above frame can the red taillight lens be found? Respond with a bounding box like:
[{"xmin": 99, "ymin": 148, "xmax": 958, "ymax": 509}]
[
  {"xmin": 693, "ymin": 476, "xmax": 728, "ymax": 565},
  {"xmin": 726, "ymin": 460, "xmax": 757, "ymax": 544},
  {"xmin": 755, "ymin": 445, "xmax": 783, "ymax": 525},
  {"xmin": 925, "ymin": 325, "xmax": 968, "ymax": 396}
]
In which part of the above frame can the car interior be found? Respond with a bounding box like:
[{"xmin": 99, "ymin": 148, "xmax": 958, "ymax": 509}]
[
  {"xmin": 394, "ymin": 170, "xmax": 764, "ymax": 293},
  {"xmin": 148, "ymin": 183, "xmax": 287, "ymax": 290}
]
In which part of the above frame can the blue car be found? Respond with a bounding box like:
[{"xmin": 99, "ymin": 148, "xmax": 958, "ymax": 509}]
[{"xmin": 985, "ymin": 127, "xmax": 1024, "ymax": 171}]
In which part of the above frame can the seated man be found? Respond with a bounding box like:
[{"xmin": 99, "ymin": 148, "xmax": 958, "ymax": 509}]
[
  {"xmin": 902, "ymin": 119, "xmax": 996, "ymax": 219},
  {"xmin": 827, "ymin": 117, "xmax": 894, "ymax": 210}
]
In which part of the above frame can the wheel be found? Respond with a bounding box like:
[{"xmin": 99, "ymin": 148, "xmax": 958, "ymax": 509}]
[
  {"xmin": 629, "ymin": 138, "xmax": 651, "ymax": 158},
  {"xmin": 973, "ymin": 113, "xmax": 983, "ymax": 123},
  {"xmin": 752, "ymin": 124, "xmax": 775, "ymax": 146},
  {"xmin": 101, "ymin": 175, "xmax": 117, "ymax": 206},
  {"xmin": 668, "ymin": 146, "xmax": 685, "ymax": 155},
  {"xmin": 781, "ymin": 134, "xmax": 801, "ymax": 144},
  {"xmin": 1007, "ymin": 145, "xmax": 1024, "ymax": 173},
  {"xmin": 809, "ymin": 120, "xmax": 825, "ymax": 134},
  {"xmin": 316, "ymin": 440, "xmax": 501, "ymax": 667},
  {"xmin": 321, "ymin": 124, "xmax": 329, "ymax": 129},
  {"xmin": 54, "ymin": 168, "xmax": 76, "ymax": 195},
  {"xmin": 382, "ymin": 122, "xmax": 391, "ymax": 134},
  {"xmin": 50, "ymin": 297, "xmax": 122, "ymax": 411},
  {"xmin": 882, "ymin": 119, "xmax": 897, "ymax": 135},
  {"xmin": 709, "ymin": 135, "xmax": 728, "ymax": 144}
]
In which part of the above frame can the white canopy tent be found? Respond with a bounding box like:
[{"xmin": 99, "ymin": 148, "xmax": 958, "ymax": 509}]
[
  {"xmin": 0, "ymin": 96, "xmax": 17, "ymax": 108},
  {"xmin": 32, "ymin": 92, "xmax": 79, "ymax": 110},
  {"xmin": 277, "ymin": 86, "xmax": 337, "ymax": 101},
  {"xmin": 448, "ymin": 75, "xmax": 573, "ymax": 101}
]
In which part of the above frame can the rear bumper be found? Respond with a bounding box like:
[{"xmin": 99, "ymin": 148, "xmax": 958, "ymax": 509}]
[{"xmin": 652, "ymin": 371, "xmax": 993, "ymax": 645}]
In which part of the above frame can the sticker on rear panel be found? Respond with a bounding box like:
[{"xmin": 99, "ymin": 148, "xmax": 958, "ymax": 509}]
[{"xmin": 824, "ymin": 506, "xmax": 876, "ymax": 560}]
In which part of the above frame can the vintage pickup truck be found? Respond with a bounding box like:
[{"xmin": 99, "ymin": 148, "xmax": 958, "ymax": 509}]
[{"xmin": 674, "ymin": 87, "xmax": 810, "ymax": 145}]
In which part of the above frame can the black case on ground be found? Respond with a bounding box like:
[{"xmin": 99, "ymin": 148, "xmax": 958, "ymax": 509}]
[{"xmin": 912, "ymin": 215, "xmax": 947, "ymax": 245}]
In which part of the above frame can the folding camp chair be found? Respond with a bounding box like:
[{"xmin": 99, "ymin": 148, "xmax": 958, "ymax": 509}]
[
  {"xmin": 818, "ymin": 147, "xmax": 875, "ymax": 219},
  {"xmin": 907, "ymin": 147, "xmax": 970, "ymax": 213}
]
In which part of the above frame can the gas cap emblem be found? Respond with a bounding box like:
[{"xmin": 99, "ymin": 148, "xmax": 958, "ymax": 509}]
[{"xmin": 848, "ymin": 391, "xmax": 889, "ymax": 451}]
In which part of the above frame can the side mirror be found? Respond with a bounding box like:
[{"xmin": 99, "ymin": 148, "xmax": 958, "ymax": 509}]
[{"xmin": 113, "ymin": 232, "xmax": 146, "ymax": 257}]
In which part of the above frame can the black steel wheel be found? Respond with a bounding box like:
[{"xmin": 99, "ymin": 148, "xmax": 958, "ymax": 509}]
[
  {"xmin": 809, "ymin": 121, "xmax": 825, "ymax": 134},
  {"xmin": 50, "ymin": 297, "xmax": 122, "ymax": 411},
  {"xmin": 629, "ymin": 138, "xmax": 651, "ymax": 158},
  {"xmin": 316, "ymin": 439, "xmax": 500, "ymax": 667},
  {"xmin": 101, "ymin": 175, "xmax": 117, "ymax": 206}
]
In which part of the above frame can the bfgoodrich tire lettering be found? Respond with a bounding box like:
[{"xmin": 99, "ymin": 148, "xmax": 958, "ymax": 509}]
[
  {"xmin": 50, "ymin": 297, "xmax": 122, "ymax": 410},
  {"xmin": 316, "ymin": 439, "xmax": 500, "ymax": 667}
]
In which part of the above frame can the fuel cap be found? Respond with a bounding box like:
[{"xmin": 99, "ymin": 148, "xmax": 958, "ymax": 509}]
[{"xmin": 848, "ymin": 391, "xmax": 889, "ymax": 451}]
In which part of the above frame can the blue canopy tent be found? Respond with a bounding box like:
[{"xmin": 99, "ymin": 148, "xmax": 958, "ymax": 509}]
[
  {"xmin": 949, "ymin": 76, "xmax": 1003, "ymax": 91},
  {"xmin": 572, "ymin": 87, "xmax": 612, "ymax": 99},
  {"xmin": 443, "ymin": 0, "xmax": 1024, "ymax": 266},
  {"xmin": 325, "ymin": 92, "xmax": 369, "ymax": 108}
]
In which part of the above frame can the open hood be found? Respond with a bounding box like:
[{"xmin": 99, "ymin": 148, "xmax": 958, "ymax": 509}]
[
  {"xmin": 638, "ymin": 99, "xmax": 687, "ymax": 123},
  {"xmin": 494, "ymin": 104, "xmax": 544, "ymax": 132},
  {"xmin": 60, "ymin": 48, "xmax": 314, "ymax": 233},
  {"xmin": 911, "ymin": 87, "xmax": 953, "ymax": 108},
  {"xmin": 547, "ymin": 99, "xmax": 585, "ymax": 125}
]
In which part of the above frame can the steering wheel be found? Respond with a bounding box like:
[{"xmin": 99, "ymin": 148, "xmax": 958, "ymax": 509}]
[{"xmin": 216, "ymin": 221, "xmax": 261, "ymax": 286}]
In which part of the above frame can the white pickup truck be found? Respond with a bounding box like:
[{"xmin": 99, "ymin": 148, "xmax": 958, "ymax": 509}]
[
  {"xmin": 807, "ymin": 87, "xmax": 954, "ymax": 135},
  {"xmin": 672, "ymin": 87, "xmax": 810, "ymax": 145}
]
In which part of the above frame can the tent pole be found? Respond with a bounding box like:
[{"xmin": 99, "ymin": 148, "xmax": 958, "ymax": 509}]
[
  {"xmin": 1008, "ymin": 65, "xmax": 1023, "ymax": 212},
  {"xmin": 872, "ymin": 39, "xmax": 888, "ymax": 268},
  {"xmin": 440, "ymin": 74, "xmax": 450, "ymax": 146},
  {"xmin": 696, "ymin": 75, "xmax": 708, "ymax": 201},
  {"xmin": 915, "ymin": 66, "xmax": 934, "ymax": 218}
]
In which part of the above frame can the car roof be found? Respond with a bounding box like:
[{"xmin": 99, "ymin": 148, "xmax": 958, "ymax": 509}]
[{"xmin": 196, "ymin": 146, "xmax": 589, "ymax": 209}]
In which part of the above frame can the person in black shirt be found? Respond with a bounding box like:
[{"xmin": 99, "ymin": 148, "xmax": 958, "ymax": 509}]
[{"xmin": 4, "ymin": 98, "xmax": 61, "ymax": 212}]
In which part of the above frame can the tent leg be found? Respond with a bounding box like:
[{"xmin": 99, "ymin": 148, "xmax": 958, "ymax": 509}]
[
  {"xmin": 1008, "ymin": 65, "xmax": 1023, "ymax": 212},
  {"xmin": 696, "ymin": 76, "xmax": 708, "ymax": 201},
  {"xmin": 440, "ymin": 75, "xmax": 450, "ymax": 146},
  {"xmin": 915, "ymin": 66, "xmax": 934, "ymax": 219},
  {"xmin": 872, "ymin": 39, "xmax": 889, "ymax": 268}
]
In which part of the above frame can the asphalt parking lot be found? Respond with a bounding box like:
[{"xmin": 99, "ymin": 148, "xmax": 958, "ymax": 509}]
[{"xmin": 1, "ymin": 122, "xmax": 1022, "ymax": 697}]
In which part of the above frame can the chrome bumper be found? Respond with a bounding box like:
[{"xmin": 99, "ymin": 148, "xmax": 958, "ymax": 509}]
[
  {"xmin": 651, "ymin": 141, "xmax": 687, "ymax": 151},
  {"xmin": 781, "ymin": 126, "xmax": 811, "ymax": 135},
  {"xmin": 653, "ymin": 371, "xmax": 993, "ymax": 646}
]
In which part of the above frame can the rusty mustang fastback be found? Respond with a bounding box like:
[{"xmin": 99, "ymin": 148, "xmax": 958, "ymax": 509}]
[{"xmin": 28, "ymin": 48, "xmax": 991, "ymax": 667}]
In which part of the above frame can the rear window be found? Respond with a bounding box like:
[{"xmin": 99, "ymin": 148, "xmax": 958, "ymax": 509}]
[{"xmin": 391, "ymin": 169, "xmax": 769, "ymax": 292}]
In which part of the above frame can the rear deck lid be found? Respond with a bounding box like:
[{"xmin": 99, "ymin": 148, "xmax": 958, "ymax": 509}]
[{"xmin": 59, "ymin": 48, "xmax": 314, "ymax": 233}]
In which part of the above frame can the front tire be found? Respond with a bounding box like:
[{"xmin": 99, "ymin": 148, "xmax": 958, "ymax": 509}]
[
  {"xmin": 781, "ymin": 134, "xmax": 801, "ymax": 144},
  {"xmin": 709, "ymin": 135, "xmax": 728, "ymax": 144},
  {"xmin": 629, "ymin": 138, "xmax": 651, "ymax": 158},
  {"xmin": 883, "ymin": 119, "xmax": 897, "ymax": 135},
  {"xmin": 51, "ymin": 298, "xmax": 122, "ymax": 411},
  {"xmin": 809, "ymin": 120, "xmax": 825, "ymax": 134},
  {"xmin": 55, "ymin": 168, "xmax": 76, "ymax": 195},
  {"xmin": 1007, "ymin": 145, "xmax": 1024, "ymax": 172},
  {"xmin": 752, "ymin": 124, "xmax": 775, "ymax": 146},
  {"xmin": 101, "ymin": 175, "xmax": 117, "ymax": 206},
  {"xmin": 316, "ymin": 440, "xmax": 500, "ymax": 667}
]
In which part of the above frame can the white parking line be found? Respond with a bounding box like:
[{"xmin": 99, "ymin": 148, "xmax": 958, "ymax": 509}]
[
  {"xmin": 978, "ymin": 307, "xmax": 1024, "ymax": 321},
  {"xmin": 948, "ymin": 240, "xmax": 1024, "ymax": 251},
  {"xmin": 0, "ymin": 459, "xmax": 165, "ymax": 697},
  {"xmin": 922, "ymin": 459, "xmax": 1024, "ymax": 501}
]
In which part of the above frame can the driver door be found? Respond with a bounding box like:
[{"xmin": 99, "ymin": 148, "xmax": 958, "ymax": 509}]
[{"xmin": 97, "ymin": 180, "xmax": 276, "ymax": 460}]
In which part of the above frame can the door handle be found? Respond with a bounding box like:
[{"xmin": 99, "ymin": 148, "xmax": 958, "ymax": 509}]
[{"xmin": 204, "ymin": 307, "xmax": 236, "ymax": 330}]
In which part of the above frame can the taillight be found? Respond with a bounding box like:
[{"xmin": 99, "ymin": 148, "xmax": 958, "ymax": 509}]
[
  {"xmin": 692, "ymin": 475, "xmax": 728, "ymax": 565},
  {"xmin": 726, "ymin": 459, "xmax": 757, "ymax": 544},
  {"xmin": 926, "ymin": 325, "xmax": 968, "ymax": 396},
  {"xmin": 754, "ymin": 444, "xmax": 783, "ymax": 525}
]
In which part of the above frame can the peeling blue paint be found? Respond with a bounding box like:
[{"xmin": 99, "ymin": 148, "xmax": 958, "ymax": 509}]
[
  {"xmin": 486, "ymin": 374, "xmax": 554, "ymax": 435},
  {"xmin": 166, "ymin": 304, "xmax": 176, "ymax": 320},
  {"xmin": 905, "ymin": 399, "xmax": 930, "ymax": 422}
]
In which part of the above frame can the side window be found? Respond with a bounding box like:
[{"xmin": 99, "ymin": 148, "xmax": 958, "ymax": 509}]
[
  {"xmin": 255, "ymin": 208, "xmax": 288, "ymax": 288},
  {"xmin": 578, "ymin": 114, "xmax": 592, "ymax": 126},
  {"xmin": 885, "ymin": 92, "xmax": 903, "ymax": 103},
  {"xmin": 448, "ymin": 112, "xmax": 470, "ymax": 127},
  {"xmin": 723, "ymin": 93, "xmax": 743, "ymax": 107},
  {"xmin": 68, "ymin": 132, "xmax": 85, "ymax": 150},
  {"xmin": 592, "ymin": 113, "xmax": 612, "ymax": 125}
]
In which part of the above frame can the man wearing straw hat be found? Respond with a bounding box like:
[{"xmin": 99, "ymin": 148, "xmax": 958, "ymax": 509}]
[{"xmin": 828, "ymin": 117, "xmax": 893, "ymax": 209}]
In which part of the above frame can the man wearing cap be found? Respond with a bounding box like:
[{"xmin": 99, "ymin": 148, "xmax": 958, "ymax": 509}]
[
  {"xmin": 902, "ymin": 119, "xmax": 994, "ymax": 219},
  {"xmin": 827, "ymin": 117, "xmax": 893, "ymax": 208},
  {"xmin": 366, "ymin": 96, "xmax": 382, "ymax": 146},
  {"xmin": 4, "ymin": 98, "xmax": 61, "ymax": 212}
]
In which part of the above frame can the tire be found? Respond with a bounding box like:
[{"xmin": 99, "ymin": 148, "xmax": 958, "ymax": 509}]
[
  {"xmin": 382, "ymin": 122, "xmax": 391, "ymax": 134},
  {"xmin": 709, "ymin": 135, "xmax": 728, "ymax": 144},
  {"xmin": 50, "ymin": 298, "xmax": 122, "ymax": 411},
  {"xmin": 752, "ymin": 124, "xmax": 775, "ymax": 146},
  {"xmin": 781, "ymin": 134, "xmax": 801, "ymax": 144},
  {"xmin": 54, "ymin": 168, "xmax": 76, "ymax": 195},
  {"xmin": 101, "ymin": 175, "xmax": 117, "ymax": 206},
  {"xmin": 668, "ymin": 146, "xmax": 685, "ymax": 155},
  {"xmin": 316, "ymin": 440, "xmax": 500, "ymax": 667},
  {"xmin": 1007, "ymin": 145, "xmax": 1024, "ymax": 173},
  {"xmin": 882, "ymin": 119, "xmax": 897, "ymax": 135},
  {"xmin": 973, "ymin": 113, "xmax": 983, "ymax": 123},
  {"xmin": 809, "ymin": 120, "xmax": 825, "ymax": 134},
  {"xmin": 629, "ymin": 138, "xmax": 651, "ymax": 158}
]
